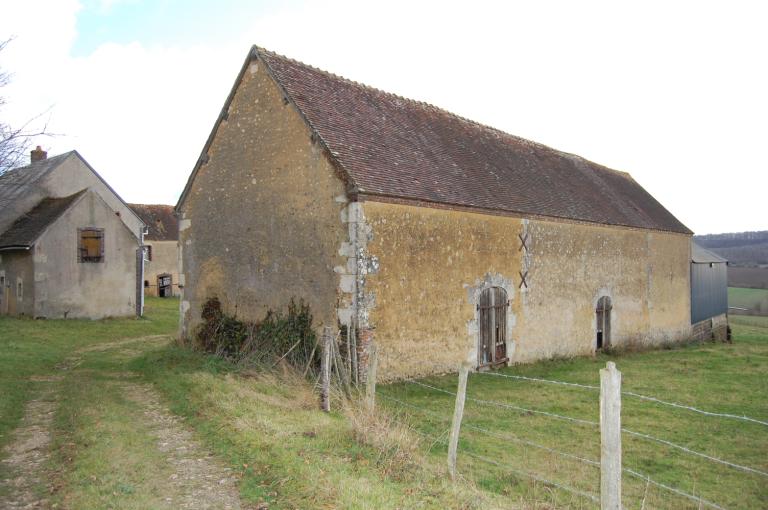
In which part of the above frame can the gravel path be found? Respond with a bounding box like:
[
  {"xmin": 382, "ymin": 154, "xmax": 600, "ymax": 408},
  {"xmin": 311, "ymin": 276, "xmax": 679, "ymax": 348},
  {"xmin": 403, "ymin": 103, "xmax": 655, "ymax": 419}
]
[{"xmin": 0, "ymin": 335, "xmax": 243, "ymax": 510}]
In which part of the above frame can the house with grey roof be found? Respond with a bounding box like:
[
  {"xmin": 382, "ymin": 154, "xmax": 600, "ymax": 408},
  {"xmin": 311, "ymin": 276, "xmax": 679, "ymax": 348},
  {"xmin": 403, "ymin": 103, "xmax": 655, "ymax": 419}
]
[
  {"xmin": 0, "ymin": 147, "xmax": 145, "ymax": 318},
  {"xmin": 177, "ymin": 47, "xmax": 696, "ymax": 380}
]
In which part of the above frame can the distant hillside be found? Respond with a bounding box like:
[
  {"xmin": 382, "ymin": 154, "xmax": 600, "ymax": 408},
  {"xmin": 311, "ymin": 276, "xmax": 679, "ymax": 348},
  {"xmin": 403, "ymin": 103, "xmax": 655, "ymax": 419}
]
[{"xmin": 694, "ymin": 230, "xmax": 768, "ymax": 267}]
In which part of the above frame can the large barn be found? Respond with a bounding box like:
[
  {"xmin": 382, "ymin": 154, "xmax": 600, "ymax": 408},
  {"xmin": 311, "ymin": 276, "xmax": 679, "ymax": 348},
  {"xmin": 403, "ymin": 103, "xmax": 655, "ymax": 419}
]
[{"xmin": 177, "ymin": 47, "xmax": 694, "ymax": 380}]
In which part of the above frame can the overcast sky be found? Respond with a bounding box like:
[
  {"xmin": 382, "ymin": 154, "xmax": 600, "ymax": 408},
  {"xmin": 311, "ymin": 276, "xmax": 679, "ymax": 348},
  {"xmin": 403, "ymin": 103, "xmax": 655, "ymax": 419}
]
[{"xmin": 1, "ymin": 0, "xmax": 765, "ymax": 235}]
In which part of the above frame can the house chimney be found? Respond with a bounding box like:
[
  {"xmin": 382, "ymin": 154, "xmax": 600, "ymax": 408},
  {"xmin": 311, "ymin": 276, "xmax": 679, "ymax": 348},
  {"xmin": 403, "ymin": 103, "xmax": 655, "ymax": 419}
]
[{"xmin": 30, "ymin": 146, "xmax": 47, "ymax": 163}]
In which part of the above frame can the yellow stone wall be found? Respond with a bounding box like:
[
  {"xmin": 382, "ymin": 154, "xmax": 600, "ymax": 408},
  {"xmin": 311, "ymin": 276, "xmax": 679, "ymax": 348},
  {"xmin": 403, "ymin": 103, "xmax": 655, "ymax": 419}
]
[
  {"xmin": 361, "ymin": 200, "xmax": 691, "ymax": 381},
  {"xmin": 178, "ymin": 58, "xmax": 349, "ymax": 340}
]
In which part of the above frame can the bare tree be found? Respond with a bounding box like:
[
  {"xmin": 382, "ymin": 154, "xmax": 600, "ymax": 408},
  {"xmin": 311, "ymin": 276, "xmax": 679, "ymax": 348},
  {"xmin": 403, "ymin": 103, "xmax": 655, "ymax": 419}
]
[{"xmin": 0, "ymin": 38, "xmax": 51, "ymax": 175}]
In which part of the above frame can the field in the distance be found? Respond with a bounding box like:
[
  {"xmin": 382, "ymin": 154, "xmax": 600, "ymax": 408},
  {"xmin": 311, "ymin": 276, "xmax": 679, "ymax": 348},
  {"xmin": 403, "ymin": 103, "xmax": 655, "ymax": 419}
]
[
  {"xmin": 728, "ymin": 266, "xmax": 768, "ymax": 289},
  {"xmin": 381, "ymin": 316, "xmax": 768, "ymax": 509},
  {"xmin": 729, "ymin": 286, "xmax": 768, "ymax": 315}
]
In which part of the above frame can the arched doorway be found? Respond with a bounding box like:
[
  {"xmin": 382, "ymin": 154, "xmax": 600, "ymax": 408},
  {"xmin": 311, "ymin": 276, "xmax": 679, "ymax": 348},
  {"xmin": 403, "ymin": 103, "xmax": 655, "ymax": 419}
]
[
  {"xmin": 596, "ymin": 296, "xmax": 612, "ymax": 350},
  {"xmin": 478, "ymin": 286, "xmax": 509, "ymax": 367}
]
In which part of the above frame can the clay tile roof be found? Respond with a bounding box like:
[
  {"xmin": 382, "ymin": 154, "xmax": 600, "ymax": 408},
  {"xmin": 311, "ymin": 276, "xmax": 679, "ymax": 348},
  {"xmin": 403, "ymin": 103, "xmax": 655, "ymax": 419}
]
[
  {"xmin": 256, "ymin": 47, "xmax": 691, "ymax": 234},
  {"xmin": 0, "ymin": 190, "xmax": 86, "ymax": 250},
  {"xmin": 128, "ymin": 204, "xmax": 177, "ymax": 241}
]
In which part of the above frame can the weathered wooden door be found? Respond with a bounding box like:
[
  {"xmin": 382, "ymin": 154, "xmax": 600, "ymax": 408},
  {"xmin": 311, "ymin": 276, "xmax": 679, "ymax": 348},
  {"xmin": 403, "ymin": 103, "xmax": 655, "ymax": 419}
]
[
  {"xmin": 478, "ymin": 287, "xmax": 508, "ymax": 367},
  {"xmin": 596, "ymin": 296, "xmax": 612, "ymax": 349},
  {"xmin": 157, "ymin": 274, "xmax": 172, "ymax": 298}
]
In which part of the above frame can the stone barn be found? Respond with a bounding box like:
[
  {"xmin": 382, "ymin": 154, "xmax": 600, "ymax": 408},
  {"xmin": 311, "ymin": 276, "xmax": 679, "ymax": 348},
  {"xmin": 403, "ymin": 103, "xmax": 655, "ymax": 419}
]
[
  {"xmin": 129, "ymin": 204, "xmax": 179, "ymax": 297},
  {"xmin": 177, "ymin": 46, "xmax": 693, "ymax": 380}
]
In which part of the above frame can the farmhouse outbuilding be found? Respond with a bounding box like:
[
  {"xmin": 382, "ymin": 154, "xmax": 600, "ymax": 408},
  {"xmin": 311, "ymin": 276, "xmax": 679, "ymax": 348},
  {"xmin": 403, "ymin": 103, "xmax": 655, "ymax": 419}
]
[
  {"xmin": 129, "ymin": 204, "xmax": 179, "ymax": 297},
  {"xmin": 177, "ymin": 47, "xmax": 694, "ymax": 380},
  {"xmin": 0, "ymin": 148, "xmax": 145, "ymax": 318},
  {"xmin": 690, "ymin": 242, "xmax": 728, "ymax": 341}
]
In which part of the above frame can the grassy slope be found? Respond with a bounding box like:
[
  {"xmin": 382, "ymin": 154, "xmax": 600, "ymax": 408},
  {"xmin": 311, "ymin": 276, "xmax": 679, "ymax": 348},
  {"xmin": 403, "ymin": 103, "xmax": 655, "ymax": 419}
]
[
  {"xmin": 131, "ymin": 347, "xmax": 504, "ymax": 509},
  {"xmin": 0, "ymin": 298, "xmax": 178, "ymax": 453},
  {"xmin": 729, "ymin": 286, "xmax": 768, "ymax": 312},
  {"xmin": 0, "ymin": 297, "xmax": 500, "ymax": 509},
  {"xmin": 380, "ymin": 319, "xmax": 768, "ymax": 509},
  {"xmin": 4, "ymin": 299, "xmax": 767, "ymax": 509}
]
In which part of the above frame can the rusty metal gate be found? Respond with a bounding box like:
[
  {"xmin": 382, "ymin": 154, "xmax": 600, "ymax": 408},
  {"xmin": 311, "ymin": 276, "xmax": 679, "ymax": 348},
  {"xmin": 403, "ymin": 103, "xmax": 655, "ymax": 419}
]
[{"xmin": 478, "ymin": 286, "xmax": 508, "ymax": 367}]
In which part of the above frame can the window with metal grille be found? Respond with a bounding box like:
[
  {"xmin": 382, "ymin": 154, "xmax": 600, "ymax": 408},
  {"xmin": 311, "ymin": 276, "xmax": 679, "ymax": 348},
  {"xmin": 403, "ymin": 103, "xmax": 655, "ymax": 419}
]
[{"xmin": 78, "ymin": 228, "xmax": 105, "ymax": 263}]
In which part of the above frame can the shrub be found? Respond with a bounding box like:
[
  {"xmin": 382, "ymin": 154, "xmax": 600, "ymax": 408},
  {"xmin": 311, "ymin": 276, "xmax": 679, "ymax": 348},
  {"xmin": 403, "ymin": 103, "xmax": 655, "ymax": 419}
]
[{"xmin": 195, "ymin": 297, "xmax": 318, "ymax": 370}]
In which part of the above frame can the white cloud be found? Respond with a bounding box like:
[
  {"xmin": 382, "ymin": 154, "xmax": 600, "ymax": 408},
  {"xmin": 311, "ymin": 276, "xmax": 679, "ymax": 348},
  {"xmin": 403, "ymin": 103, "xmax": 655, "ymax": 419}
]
[{"xmin": 1, "ymin": 0, "xmax": 766, "ymax": 234}]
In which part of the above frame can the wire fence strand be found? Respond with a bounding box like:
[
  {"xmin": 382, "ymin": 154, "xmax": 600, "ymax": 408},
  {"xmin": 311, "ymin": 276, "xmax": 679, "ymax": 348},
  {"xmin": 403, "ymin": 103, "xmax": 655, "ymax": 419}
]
[
  {"xmin": 475, "ymin": 371, "xmax": 599, "ymax": 390},
  {"xmin": 621, "ymin": 391, "xmax": 768, "ymax": 427},
  {"xmin": 463, "ymin": 450, "xmax": 600, "ymax": 504},
  {"xmin": 623, "ymin": 468, "xmax": 727, "ymax": 510},
  {"xmin": 622, "ymin": 428, "xmax": 768, "ymax": 478},
  {"xmin": 462, "ymin": 422, "xmax": 600, "ymax": 468},
  {"xmin": 380, "ymin": 393, "xmax": 600, "ymax": 468},
  {"xmin": 406, "ymin": 379, "xmax": 598, "ymax": 427},
  {"xmin": 474, "ymin": 371, "xmax": 768, "ymax": 427}
]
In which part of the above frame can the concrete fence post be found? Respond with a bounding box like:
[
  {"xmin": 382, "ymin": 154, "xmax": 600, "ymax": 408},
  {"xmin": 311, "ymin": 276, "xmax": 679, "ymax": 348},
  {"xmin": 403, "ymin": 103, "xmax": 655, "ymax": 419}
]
[
  {"xmin": 600, "ymin": 361, "xmax": 622, "ymax": 510},
  {"xmin": 320, "ymin": 326, "xmax": 332, "ymax": 412},
  {"xmin": 447, "ymin": 363, "xmax": 470, "ymax": 480}
]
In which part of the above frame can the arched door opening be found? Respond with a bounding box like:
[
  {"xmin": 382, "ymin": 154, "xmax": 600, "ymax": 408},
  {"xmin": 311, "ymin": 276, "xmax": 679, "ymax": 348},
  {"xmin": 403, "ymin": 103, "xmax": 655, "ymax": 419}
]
[
  {"xmin": 596, "ymin": 296, "xmax": 612, "ymax": 350},
  {"xmin": 478, "ymin": 286, "xmax": 509, "ymax": 367}
]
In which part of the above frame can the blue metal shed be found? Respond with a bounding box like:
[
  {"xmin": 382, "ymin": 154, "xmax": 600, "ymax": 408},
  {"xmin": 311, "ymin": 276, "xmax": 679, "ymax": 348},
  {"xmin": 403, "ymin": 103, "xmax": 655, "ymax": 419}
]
[{"xmin": 691, "ymin": 242, "xmax": 728, "ymax": 324}]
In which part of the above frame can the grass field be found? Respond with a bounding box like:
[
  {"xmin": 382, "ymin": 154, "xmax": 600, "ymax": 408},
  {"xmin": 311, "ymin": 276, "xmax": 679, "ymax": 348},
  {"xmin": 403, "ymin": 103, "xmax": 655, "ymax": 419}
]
[
  {"xmin": 2, "ymin": 300, "xmax": 767, "ymax": 509},
  {"xmin": 0, "ymin": 298, "xmax": 178, "ymax": 454},
  {"xmin": 380, "ymin": 321, "xmax": 768, "ymax": 509},
  {"xmin": 729, "ymin": 286, "xmax": 768, "ymax": 314},
  {"xmin": 1, "ymin": 298, "xmax": 505, "ymax": 509},
  {"xmin": 728, "ymin": 266, "xmax": 768, "ymax": 289}
]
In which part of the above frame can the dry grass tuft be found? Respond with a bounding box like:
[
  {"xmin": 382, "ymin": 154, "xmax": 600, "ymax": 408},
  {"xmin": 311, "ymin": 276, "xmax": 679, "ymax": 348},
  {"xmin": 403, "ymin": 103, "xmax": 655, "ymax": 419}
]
[{"xmin": 344, "ymin": 398, "xmax": 423, "ymax": 481}]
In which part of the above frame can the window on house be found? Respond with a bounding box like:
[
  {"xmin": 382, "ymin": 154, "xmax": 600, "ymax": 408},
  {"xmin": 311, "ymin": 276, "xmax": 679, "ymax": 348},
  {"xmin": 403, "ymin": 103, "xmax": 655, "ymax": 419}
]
[
  {"xmin": 145, "ymin": 245, "xmax": 152, "ymax": 261},
  {"xmin": 78, "ymin": 228, "xmax": 105, "ymax": 263}
]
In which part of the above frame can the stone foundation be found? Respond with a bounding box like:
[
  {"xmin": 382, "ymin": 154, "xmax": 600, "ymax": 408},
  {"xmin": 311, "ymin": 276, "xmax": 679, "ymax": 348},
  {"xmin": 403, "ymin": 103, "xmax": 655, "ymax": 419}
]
[{"xmin": 691, "ymin": 313, "xmax": 728, "ymax": 342}]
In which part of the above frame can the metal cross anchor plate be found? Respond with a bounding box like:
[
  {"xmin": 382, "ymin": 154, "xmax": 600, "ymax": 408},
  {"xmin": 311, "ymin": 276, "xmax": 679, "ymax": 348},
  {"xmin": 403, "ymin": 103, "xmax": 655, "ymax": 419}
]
[
  {"xmin": 518, "ymin": 233, "xmax": 529, "ymax": 252},
  {"xmin": 518, "ymin": 271, "xmax": 529, "ymax": 288}
]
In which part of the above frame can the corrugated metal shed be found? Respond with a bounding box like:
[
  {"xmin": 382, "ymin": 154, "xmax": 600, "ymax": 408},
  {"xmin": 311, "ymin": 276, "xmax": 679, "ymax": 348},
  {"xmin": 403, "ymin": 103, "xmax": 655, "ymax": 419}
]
[{"xmin": 691, "ymin": 242, "xmax": 728, "ymax": 324}]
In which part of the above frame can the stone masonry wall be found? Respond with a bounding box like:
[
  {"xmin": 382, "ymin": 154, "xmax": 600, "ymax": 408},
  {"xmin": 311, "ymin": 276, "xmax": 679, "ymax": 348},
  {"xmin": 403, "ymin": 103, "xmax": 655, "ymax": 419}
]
[
  {"xmin": 178, "ymin": 56, "xmax": 350, "ymax": 341},
  {"xmin": 361, "ymin": 200, "xmax": 692, "ymax": 381}
]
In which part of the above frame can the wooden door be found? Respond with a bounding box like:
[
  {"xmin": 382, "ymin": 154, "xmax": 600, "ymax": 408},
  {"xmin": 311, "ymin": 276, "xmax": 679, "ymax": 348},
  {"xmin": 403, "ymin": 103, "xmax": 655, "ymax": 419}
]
[
  {"xmin": 478, "ymin": 287, "xmax": 508, "ymax": 367},
  {"xmin": 596, "ymin": 296, "xmax": 612, "ymax": 349}
]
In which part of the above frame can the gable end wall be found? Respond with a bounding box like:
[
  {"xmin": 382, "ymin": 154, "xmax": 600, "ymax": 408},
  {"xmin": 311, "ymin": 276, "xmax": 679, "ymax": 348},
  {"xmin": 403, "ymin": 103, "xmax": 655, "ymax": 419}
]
[{"xmin": 178, "ymin": 57, "xmax": 349, "ymax": 339}]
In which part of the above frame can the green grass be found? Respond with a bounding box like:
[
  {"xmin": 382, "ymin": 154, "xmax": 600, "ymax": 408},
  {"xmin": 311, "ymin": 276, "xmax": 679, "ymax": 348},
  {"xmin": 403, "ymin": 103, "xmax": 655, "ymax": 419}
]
[
  {"xmin": 380, "ymin": 324, "xmax": 768, "ymax": 509},
  {"xmin": 0, "ymin": 298, "xmax": 178, "ymax": 453},
  {"xmin": 3, "ymin": 297, "xmax": 503, "ymax": 509},
  {"xmin": 130, "ymin": 345, "xmax": 505, "ymax": 509},
  {"xmin": 3, "ymin": 299, "xmax": 767, "ymax": 509},
  {"xmin": 52, "ymin": 337, "xmax": 181, "ymax": 509},
  {"xmin": 729, "ymin": 286, "xmax": 768, "ymax": 314}
]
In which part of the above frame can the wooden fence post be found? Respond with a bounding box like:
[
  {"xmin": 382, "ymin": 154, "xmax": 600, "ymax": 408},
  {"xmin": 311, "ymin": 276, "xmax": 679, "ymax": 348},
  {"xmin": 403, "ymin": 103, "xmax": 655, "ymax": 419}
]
[
  {"xmin": 447, "ymin": 363, "xmax": 470, "ymax": 480},
  {"xmin": 365, "ymin": 344, "xmax": 378, "ymax": 412},
  {"xmin": 600, "ymin": 361, "xmax": 622, "ymax": 510},
  {"xmin": 320, "ymin": 326, "xmax": 332, "ymax": 412}
]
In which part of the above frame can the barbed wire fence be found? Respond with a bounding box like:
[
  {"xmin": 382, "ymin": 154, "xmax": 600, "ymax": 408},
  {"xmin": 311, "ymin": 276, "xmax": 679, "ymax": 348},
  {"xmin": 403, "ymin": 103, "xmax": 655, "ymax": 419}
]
[{"xmin": 375, "ymin": 361, "xmax": 767, "ymax": 510}]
